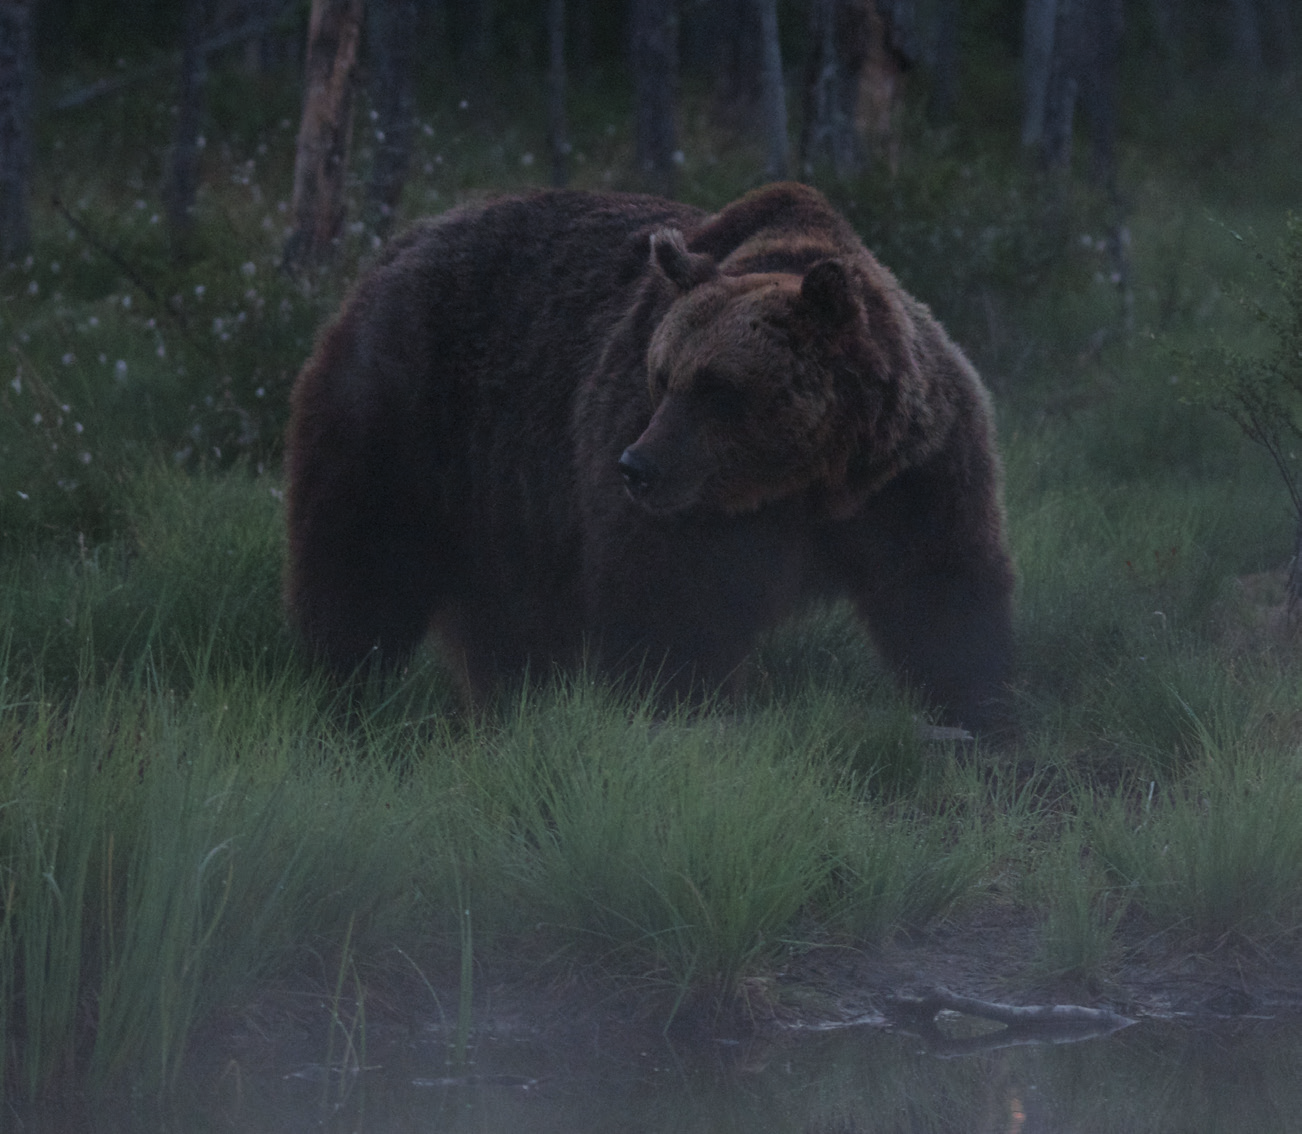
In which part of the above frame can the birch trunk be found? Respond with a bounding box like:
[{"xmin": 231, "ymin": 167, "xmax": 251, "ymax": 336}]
[{"xmin": 284, "ymin": 0, "xmax": 364, "ymax": 268}]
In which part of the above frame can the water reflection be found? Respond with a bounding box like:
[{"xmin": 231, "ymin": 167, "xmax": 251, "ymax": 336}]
[{"xmin": 14, "ymin": 1017, "xmax": 1302, "ymax": 1132}]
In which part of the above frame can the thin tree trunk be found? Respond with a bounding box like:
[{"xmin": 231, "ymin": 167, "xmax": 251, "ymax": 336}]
[
  {"xmin": 801, "ymin": 0, "xmax": 856, "ymax": 176},
  {"xmin": 365, "ymin": 0, "xmax": 416, "ymax": 237},
  {"xmin": 547, "ymin": 0, "xmax": 568, "ymax": 187},
  {"xmin": 1022, "ymin": 0, "xmax": 1081, "ymax": 172},
  {"xmin": 164, "ymin": 0, "xmax": 207, "ymax": 255},
  {"xmin": 1021, "ymin": 0, "xmax": 1057, "ymax": 150},
  {"xmin": 803, "ymin": 0, "xmax": 898, "ymax": 178},
  {"xmin": 0, "ymin": 0, "xmax": 36, "ymax": 262},
  {"xmin": 929, "ymin": 0, "xmax": 959, "ymax": 124},
  {"xmin": 1290, "ymin": 519, "xmax": 1302, "ymax": 614},
  {"xmin": 700, "ymin": 0, "xmax": 758, "ymax": 120},
  {"xmin": 858, "ymin": 0, "xmax": 912, "ymax": 172},
  {"xmin": 631, "ymin": 0, "xmax": 678, "ymax": 197},
  {"xmin": 284, "ymin": 0, "xmax": 364, "ymax": 269},
  {"xmin": 752, "ymin": 0, "xmax": 788, "ymax": 180},
  {"xmin": 467, "ymin": 0, "xmax": 492, "ymax": 60},
  {"xmin": 1228, "ymin": 0, "xmax": 1264, "ymax": 68}
]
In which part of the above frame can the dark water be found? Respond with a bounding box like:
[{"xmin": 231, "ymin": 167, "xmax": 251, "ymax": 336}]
[{"xmin": 13, "ymin": 1016, "xmax": 1302, "ymax": 1132}]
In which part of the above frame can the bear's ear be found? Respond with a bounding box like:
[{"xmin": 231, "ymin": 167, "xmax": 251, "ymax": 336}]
[
  {"xmin": 799, "ymin": 260, "xmax": 857, "ymax": 327},
  {"xmin": 650, "ymin": 228, "xmax": 718, "ymax": 292}
]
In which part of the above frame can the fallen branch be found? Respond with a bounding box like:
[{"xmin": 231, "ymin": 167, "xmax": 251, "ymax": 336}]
[{"xmin": 887, "ymin": 985, "xmax": 1133, "ymax": 1031}]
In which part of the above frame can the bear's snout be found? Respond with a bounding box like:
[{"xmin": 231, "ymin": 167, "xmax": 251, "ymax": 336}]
[{"xmin": 618, "ymin": 446, "xmax": 659, "ymax": 499}]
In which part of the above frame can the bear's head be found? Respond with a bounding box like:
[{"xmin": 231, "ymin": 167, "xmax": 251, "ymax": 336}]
[{"xmin": 618, "ymin": 228, "xmax": 912, "ymax": 518}]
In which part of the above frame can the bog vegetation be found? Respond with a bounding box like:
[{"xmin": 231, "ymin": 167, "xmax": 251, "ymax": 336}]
[{"xmin": 2, "ymin": 5, "xmax": 1302, "ymax": 1099}]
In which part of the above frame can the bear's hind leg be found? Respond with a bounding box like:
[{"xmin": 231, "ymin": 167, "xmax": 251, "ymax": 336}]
[{"xmin": 286, "ymin": 404, "xmax": 448, "ymax": 678}]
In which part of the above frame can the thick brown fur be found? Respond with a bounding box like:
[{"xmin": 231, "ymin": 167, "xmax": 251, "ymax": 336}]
[{"xmin": 285, "ymin": 183, "xmax": 1015, "ymax": 731}]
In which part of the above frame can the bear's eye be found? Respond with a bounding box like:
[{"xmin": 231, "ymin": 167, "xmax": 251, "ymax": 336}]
[{"xmin": 695, "ymin": 371, "xmax": 749, "ymax": 423}]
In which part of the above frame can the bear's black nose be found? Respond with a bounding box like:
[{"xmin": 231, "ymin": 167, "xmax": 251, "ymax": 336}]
[{"xmin": 618, "ymin": 447, "xmax": 659, "ymax": 498}]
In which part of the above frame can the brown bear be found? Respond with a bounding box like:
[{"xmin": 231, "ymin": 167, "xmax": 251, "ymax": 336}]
[{"xmin": 285, "ymin": 182, "xmax": 1014, "ymax": 731}]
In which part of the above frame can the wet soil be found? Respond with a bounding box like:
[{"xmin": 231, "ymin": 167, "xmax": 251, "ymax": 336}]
[{"xmin": 242, "ymin": 902, "xmax": 1302, "ymax": 1065}]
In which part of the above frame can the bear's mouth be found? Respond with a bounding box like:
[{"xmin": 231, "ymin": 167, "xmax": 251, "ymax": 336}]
[{"xmin": 618, "ymin": 449, "xmax": 704, "ymax": 516}]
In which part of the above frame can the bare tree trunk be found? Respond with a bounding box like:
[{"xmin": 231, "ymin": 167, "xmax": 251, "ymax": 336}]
[
  {"xmin": 365, "ymin": 0, "xmax": 416, "ymax": 237},
  {"xmin": 0, "ymin": 0, "xmax": 35, "ymax": 262},
  {"xmin": 1021, "ymin": 0, "xmax": 1056, "ymax": 150},
  {"xmin": 929, "ymin": 0, "xmax": 959, "ymax": 124},
  {"xmin": 1022, "ymin": 0, "xmax": 1081, "ymax": 172},
  {"xmin": 858, "ymin": 0, "xmax": 912, "ymax": 172},
  {"xmin": 694, "ymin": 0, "xmax": 758, "ymax": 121},
  {"xmin": 801, "ymin": 0, "xmax": 859, "ymax": 176},
  {"xmin": 284, "ymin": 0, "xmax": 364, "ymax": 269},
  {"xmin": 1228, "ymin": 0, "xmax": 1264, "ymax": 68},
  {"xmin": 1290, "ymin": 520, "xmax": 1302, "ymax": 614},
  {"xmin": 752, "ymin": 0, "xmax": 788, "ymax": 180},
  {"xmin": 631, "ymin": 0, "xmax": 678, "ymax": 197},
  {"xmin": 466, "ymin": 0, "xmax": 492, "ymax": 60},
  {"xmin": 164, "ymin": 0, "xmax": 207, "ymax": 255},
  {"xmin": 802, "ymin": 0, "xmax": 904, "ymax": 177},
  {"xmin": 547, "ymin": 0, "xmax": 569, "ymax": 187}
]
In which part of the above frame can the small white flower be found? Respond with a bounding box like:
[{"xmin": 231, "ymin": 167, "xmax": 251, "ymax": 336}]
[
  {"xmin": 88, "ymin": 315, "xmax": 99, "ymax": 327},
  {"xmin": 32, "ymin": 412, "xmax": 43, "ymax": 425},
  {"xmin": 74, "ymin": 422, "xmax": 84, "ymax": 434},
  {"xmin": 115, "ymin": 359, "xmax": 128, "ymax": 381},
  {"xmin": 26, "ymin": 280, "xmax": 38, "ymax": 296},
  {"xmin": 195, "ymin": 284, "xmax": 206, "ymax": 298},
  {"xmin": 121, "ymin": 294, "xmax": 132, "ymax": 309},
  {"xmin": 61, "ymin": 352, "xmax": 75, "ymax": 365},
  {"xmin": 521, "ymin": 152, "xmax": 535, "ymax": 167},
  {"xmin": 10, "ymin": 375, "xmax": 21, "ymax": 394},
  {"xmin": 16, "ymin": 491, "xmax": 28, "ymax": 500},
  {"xmin": 241, "ymin": 261, "xmax": 257, "ymax": 278}
]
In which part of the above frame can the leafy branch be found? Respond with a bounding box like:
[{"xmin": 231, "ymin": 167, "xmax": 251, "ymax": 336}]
[{"xmin": 1190, "ymin": 214, "xmax": 1302, "ymax": 605}]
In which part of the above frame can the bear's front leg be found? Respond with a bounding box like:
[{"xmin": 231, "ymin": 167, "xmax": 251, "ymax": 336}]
[
  {"xmin": 829, "ymin": 458, "xmax": 1016, "ymax": 735},
  {"xmin": 583, "ymin": 514, "xmax": 806, "ymax": 704}
]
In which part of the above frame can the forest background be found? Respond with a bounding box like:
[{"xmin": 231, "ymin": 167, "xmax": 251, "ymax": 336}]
[{"xmin": 1, "ymin": 0, "xmax": 1302, "ymax": 1100}]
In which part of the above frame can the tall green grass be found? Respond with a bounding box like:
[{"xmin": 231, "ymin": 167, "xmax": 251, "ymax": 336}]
[{"xmin": 1092, "ymin": 723, "xmax": 1302, "ymax": 943}]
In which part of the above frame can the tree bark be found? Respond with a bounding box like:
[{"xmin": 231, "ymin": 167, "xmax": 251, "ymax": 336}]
[
  {"xmin": 752, "ymin": 0, "xmax": 788, "ymax": 180},
  {"xmin": 466, "ymin": 0, "xmax": 492, "ymax": 60},
  {"xmin": 929, "ymin": 0, "xmax": 959, "ymax": 124},
  {"xmin": 164, "ymin": 0, "xmax": 207, "ymax": 255},
  {"xmin": 0, "ymin": 0, "xmax": 36, "ymax": 262},
  {"xmin": 802, "ymin": 0, "xmax": 905, "ymax": 177},
  {"xmin": 801, "ymin": 0, "xmax": 858, "ymax": 176},
  {"xmin": 547, "ymin": 0, "xmax": 569, "ymax": 187},
  {"xmin": 284, "ymin": 0, "xmax": 364, "ymax": 269},
  {"xmin": 1228, "ymin": 0, "xmax": 1264, "ymax": 68},
  {"xmin": 1022, "ymin": 0, "xmax": 1082, "ymax": 172},
  {"xmin": 631, "ymin": 0, "xmax": 678, "ymax": 197},
  {"xmin": 364, "ymin": 0, "xmax": 416, "ymax": 237},
  {"xmin": 1020, "ymin": 0, "xmax": 1057, "ymax": 151}
]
